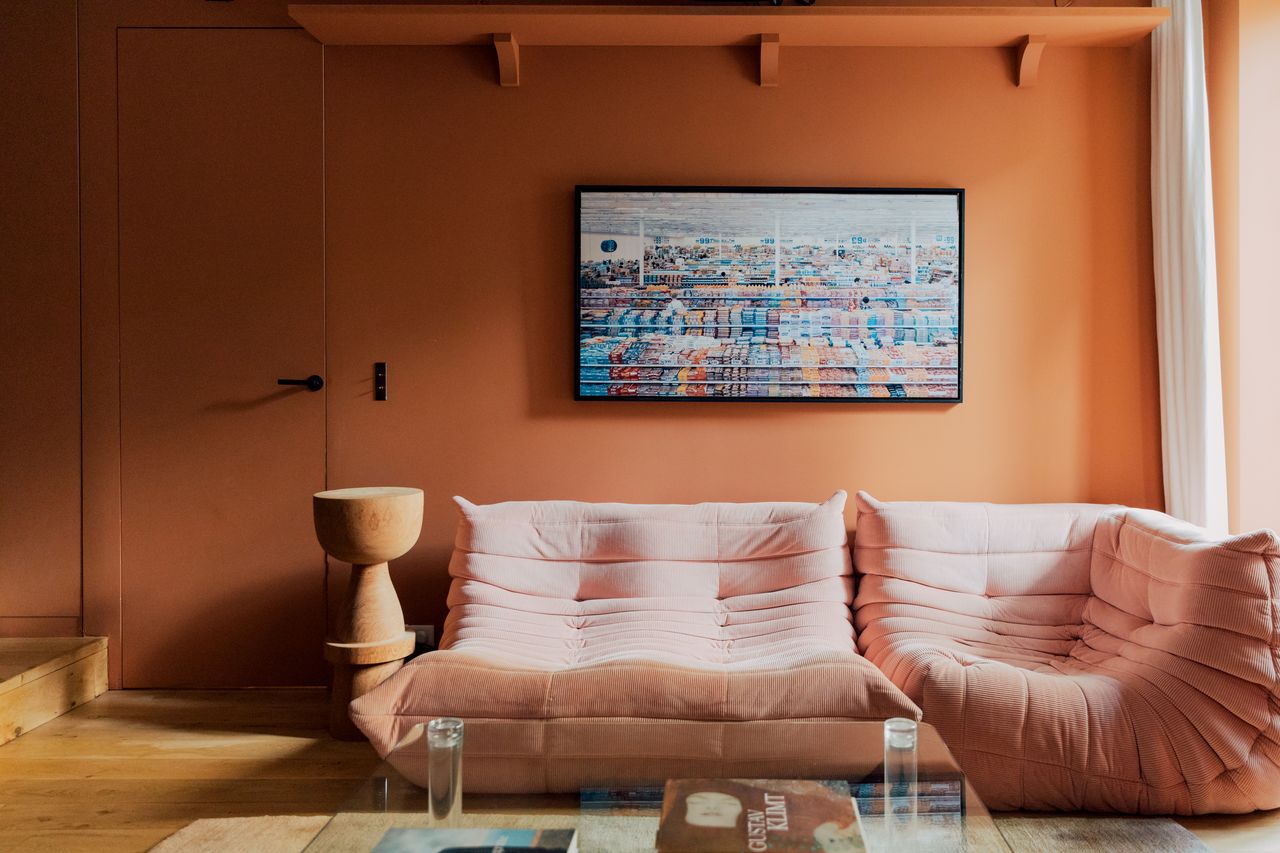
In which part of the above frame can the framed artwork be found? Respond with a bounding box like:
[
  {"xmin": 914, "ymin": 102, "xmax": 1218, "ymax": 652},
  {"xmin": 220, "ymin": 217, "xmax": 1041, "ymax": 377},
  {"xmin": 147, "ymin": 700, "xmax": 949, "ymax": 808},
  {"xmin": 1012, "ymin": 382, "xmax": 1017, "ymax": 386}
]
[{"xmin": 576, "ymin": 186, "xmax": 963, "ymax": 402}]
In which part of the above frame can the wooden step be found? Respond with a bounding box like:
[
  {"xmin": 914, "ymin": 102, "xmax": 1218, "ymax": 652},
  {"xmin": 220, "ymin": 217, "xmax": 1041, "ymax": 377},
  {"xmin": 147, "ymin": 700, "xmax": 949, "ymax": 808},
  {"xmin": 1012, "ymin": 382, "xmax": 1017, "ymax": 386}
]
[{"xmin": 0, "ymin": 637, "xmax": 108, "ymax": 745}]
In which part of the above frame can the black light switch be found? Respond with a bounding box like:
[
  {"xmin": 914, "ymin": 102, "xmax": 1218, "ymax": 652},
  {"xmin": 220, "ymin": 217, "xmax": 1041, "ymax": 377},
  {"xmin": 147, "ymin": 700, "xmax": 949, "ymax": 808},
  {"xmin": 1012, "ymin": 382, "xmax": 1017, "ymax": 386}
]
[{"xmin": 374, "ymin": 362, "xmax": 388, "ymax": 401}]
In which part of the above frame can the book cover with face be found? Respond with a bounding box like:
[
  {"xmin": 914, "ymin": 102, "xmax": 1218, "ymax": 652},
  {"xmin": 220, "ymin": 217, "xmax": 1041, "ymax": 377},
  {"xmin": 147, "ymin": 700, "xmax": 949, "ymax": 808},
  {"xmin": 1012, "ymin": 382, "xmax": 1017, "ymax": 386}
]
[{"xmin": 657, "ymin": 779, "xmax": 863, "ymax": 853}]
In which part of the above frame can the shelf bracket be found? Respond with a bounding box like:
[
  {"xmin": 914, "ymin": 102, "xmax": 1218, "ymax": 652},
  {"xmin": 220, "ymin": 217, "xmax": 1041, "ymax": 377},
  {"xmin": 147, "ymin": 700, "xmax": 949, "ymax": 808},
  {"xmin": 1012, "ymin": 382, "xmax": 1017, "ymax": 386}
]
[
  {"xmin": 494, "ymin": 33, "xmax": 519, "ymax": 87},
  {"xmin": 1016, "ymin": 34, "xmax": 1046, "ymax": 88},
  {"xmin": 760, "ymin": 33, "xmax": 780, "ymax": 87}
]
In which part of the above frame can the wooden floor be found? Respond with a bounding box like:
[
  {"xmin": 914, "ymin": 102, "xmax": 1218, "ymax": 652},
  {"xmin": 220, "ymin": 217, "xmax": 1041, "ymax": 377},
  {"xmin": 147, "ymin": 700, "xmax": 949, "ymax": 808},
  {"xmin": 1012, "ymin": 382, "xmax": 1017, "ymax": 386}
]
[
  {"xmin": 0, "ymin": 689, "xmax": 1277, "ymax": 852},
  {"xmin": 0, "ymin": 689, "xmax": 377, "ymax": 852}
]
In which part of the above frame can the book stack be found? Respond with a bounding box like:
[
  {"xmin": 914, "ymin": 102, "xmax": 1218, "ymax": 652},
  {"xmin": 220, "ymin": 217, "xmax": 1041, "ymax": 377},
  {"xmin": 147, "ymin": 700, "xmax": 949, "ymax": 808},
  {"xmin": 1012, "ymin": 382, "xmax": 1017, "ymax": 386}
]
[
  {"xmin": 580, "ymin": 785, "xmax": 665, "ymax": 815},
  {"xmin": 850, "ymin": 777, "xmax": 964, "ymax": 821},
  {"xmin": 850, "ymin": 776, "xmax": 967, "ymax": 852}
]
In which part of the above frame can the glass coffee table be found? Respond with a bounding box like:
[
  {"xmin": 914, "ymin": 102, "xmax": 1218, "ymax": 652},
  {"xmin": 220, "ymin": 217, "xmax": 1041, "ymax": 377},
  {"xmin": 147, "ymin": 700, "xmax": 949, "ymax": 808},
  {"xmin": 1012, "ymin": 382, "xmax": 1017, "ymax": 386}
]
[{"xmin": 305, "ymin": 721, "xmax": 1010, "ymax": 852}]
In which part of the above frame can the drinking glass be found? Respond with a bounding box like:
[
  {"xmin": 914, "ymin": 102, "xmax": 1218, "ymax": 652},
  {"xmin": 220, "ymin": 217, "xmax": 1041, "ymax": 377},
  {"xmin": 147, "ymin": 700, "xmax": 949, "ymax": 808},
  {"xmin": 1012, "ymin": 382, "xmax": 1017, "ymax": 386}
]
[
  {"xmin": 883, "ymin": 717, "xmax": 918, "ymax": 844},
  {"xmin": 427, "ymin": 717, "xmax": 464, "ymax": 823}
]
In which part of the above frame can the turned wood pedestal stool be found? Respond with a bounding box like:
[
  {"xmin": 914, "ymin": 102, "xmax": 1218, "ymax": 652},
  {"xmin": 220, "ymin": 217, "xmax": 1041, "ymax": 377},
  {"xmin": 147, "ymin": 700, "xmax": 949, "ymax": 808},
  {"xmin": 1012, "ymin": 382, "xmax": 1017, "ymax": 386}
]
[{"xmin": 313, "ymin": 486, "xmax": 423, "ymax": 740}]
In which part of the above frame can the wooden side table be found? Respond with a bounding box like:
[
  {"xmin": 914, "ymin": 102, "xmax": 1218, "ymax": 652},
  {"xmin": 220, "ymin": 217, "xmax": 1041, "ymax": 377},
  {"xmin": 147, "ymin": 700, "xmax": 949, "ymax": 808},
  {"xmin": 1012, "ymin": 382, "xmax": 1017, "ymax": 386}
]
[{"xmin": 313, "ymin": 486, "xmax": 423, "ymax": 740}]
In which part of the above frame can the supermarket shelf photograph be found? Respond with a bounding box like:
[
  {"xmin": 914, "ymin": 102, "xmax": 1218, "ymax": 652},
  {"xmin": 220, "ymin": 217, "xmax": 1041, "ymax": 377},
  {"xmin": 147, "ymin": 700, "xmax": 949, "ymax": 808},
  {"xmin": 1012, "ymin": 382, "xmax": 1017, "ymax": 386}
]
[{"xmin": 577, "ymin": 188, "xmax": 962, "ymax": 401}]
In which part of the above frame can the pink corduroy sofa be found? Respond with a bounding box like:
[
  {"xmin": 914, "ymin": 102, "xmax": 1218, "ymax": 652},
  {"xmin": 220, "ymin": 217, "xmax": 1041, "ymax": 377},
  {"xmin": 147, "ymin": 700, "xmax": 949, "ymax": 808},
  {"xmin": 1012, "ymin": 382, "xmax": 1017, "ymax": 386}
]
[
  {"xmin": 351, "ymin": 490, "xmax": 919, "ymax": 792},
  {"xmin": 854, "ymin": 491, "xmax": 1280, "ymax": 815},
  {"xmin": 350, "ymin": 489, "xmax": 1280, "ymax": 815}
]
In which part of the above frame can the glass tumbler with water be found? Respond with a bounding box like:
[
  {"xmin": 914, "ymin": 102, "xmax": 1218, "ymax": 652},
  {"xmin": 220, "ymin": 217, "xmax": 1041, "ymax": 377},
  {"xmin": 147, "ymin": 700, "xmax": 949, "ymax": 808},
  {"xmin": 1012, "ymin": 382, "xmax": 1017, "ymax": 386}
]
[
  {"xmin": 883, "ymin": 716, "xmax": 918, "ymax": 839},
  {"xmin": 427, "ymin": 717, "xmax": 464, "ymax": 823}
]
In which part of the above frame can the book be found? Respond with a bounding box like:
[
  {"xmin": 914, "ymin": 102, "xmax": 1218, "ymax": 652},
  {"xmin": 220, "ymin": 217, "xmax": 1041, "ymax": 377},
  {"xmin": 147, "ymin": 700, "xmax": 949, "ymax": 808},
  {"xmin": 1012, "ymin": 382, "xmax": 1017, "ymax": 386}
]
[
  {"xmin": 370, "ymin": 827, "xmax": 577, "ymax": 853},
  {"xmin": 579, "ymin": 786, "xmax": 665, "ymax": 811},
  {"xmin": 656, "ymin": 779, "xmax": 865, "ymax": 853},
  {"xmin": 849, "ymin": 780, "xmax": 963, "ymax": 800},
  {"xmin": 852, "ymin": 796, "xmax": 961, "ymax": 816}
]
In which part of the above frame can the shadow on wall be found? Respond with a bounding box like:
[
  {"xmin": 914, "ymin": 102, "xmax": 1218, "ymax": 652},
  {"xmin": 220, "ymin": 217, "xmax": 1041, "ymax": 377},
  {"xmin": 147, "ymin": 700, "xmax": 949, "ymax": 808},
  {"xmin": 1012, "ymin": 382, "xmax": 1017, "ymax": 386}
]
[
  {"xmin": 202, "ymin": 388, "xmax": 299, "ymax": 413},
  {"xmin": 125, "ymin": 561, "xmax": 327, "ymax": 688},
  {"xmin": 325, "ymin": 545, "xmax": 454, "ymax": 656}
]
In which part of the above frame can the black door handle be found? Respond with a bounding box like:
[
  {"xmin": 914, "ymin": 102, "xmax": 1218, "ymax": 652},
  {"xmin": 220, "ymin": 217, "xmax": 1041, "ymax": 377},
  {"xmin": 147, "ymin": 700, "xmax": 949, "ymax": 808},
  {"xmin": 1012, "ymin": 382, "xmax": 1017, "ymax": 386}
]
[{"xmin": 277, "ymin": 375, "xmax": 324, "ymax": 392}]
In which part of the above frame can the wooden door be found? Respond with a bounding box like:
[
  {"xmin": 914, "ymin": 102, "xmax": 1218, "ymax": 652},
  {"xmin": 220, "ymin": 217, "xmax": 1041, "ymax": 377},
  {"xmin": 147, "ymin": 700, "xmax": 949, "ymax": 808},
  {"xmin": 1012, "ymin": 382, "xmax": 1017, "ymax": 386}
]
[{"xmin": 117, "ymin": 28, "xmax": 325, "ymax": 686}]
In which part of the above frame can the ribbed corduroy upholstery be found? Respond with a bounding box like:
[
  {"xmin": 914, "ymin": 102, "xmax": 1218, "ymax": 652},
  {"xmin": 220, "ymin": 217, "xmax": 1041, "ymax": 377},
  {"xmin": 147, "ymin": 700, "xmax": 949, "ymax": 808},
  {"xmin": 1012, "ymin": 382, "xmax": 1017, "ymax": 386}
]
[
  {"xmin": 351, "ymin": 490, "xmax": 920, "ymax": 792},
  {"xmin": 853, "ymin": 490, "xmax": 1280, "ymax": 814}
]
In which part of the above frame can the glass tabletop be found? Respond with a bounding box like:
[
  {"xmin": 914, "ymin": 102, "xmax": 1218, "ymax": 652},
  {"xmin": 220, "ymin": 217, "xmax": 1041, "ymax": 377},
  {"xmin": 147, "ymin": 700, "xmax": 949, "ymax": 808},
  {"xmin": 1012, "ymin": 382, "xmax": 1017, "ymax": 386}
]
[{"xmin": 305, "ymin": 721, "xmax": 1010, "ymax": 852}]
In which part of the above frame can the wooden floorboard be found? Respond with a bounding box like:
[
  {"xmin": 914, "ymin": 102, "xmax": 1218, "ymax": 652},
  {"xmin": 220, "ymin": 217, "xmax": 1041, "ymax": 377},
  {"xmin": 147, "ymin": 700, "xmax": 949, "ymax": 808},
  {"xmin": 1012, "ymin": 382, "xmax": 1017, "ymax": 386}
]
[
  {"xmin": 1175, "ymin": 812, "xmax": 1280, "ymax": 853},
  {"xmin": 0, "ymin": 637, "xmax": 105, "ymax": 688},
  {"xmin": 0, "ymin": 688, "xmax": 1277, "ymax": 852},
  {"xmin": 0, "ymin": 637, "xmax": 108, "ymax": 746},
  {"xmin": 0, "ymin": 689, "xmax": 377, "ymax": 852}
]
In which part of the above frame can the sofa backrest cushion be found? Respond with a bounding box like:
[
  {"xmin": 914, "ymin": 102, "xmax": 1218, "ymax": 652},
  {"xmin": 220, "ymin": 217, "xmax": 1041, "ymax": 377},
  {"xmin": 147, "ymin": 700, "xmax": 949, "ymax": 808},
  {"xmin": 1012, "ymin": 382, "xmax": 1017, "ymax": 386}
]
[
  {"xmin": 852, "ymin": 491, "xmax": 1113, "ymax": 658},
  {"xmin": 853, "ymin": 491, "xmax": 1109, "ymax": 597},
  {"xmin": 450, "ymin": 490, "xmax": 852, "ymax": 601},
  {"xmin": 442, "ymin": 491, "xmax": 858, "ymax": 666}
]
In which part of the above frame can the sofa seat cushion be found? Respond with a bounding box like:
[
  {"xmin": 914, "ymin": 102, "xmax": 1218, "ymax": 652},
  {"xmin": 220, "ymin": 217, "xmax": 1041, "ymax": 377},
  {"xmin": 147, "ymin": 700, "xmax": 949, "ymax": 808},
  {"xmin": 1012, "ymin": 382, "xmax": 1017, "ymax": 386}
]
[
  {"xmin": 350, "ymin": 491, "xmax": 921, "ymax": 791},
  {"xmin": 350, "ymin": 647, "xmax": 921, "ymax": 791},
  {"xmin": 866, "ymin": 634, "xmax": 1280, "ymax": 814},
  {"xmin": 854, "ymin": 491, "xmax": 1280, "ymax": 815}
]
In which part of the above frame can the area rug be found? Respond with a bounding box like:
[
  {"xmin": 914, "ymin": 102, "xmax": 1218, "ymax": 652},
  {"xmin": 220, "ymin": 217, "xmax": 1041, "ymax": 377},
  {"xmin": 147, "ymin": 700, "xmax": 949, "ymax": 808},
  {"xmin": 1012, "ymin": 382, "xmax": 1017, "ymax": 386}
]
[
  {"xmin": 994, "ymin": 815, "xmax": 1211, "ymax": 852},
  {"xmin": 149, "ymin": 815, "xmax": 329, "ymax": 853},
  {"xmin": 153, "ymin": 812, "xmax": 1210, "ymax": 852}
]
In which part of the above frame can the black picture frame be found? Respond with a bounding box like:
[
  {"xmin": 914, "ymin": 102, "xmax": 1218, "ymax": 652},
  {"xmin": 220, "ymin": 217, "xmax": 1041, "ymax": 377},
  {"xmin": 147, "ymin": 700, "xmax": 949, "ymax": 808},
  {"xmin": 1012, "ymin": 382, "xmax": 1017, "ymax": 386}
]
[{"xmin": 576, "ymin": 185, "xmax": 965, "ymax": 403}]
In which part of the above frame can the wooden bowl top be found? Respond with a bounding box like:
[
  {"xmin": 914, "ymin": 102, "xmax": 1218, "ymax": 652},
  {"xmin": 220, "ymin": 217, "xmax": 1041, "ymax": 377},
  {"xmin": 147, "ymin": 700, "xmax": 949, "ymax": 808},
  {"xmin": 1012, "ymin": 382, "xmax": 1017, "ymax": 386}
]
[
  {"xmin": 312, "ymin": 487, "xmax": 424, "ymax": 563},
  {"xmin": 314, "ymin": 486, "xmax": 423, "ymax": 502}
]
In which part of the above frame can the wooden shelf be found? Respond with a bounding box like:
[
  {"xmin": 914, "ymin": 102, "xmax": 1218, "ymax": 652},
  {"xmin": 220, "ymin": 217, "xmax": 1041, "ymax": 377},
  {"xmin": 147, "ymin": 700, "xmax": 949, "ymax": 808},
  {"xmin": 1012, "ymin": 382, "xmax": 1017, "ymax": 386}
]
[
  {"xmin": 288, "ymin": 3, "xmax": 1169, "ymax": 87},
  {"xmin": 288, "ymin": 4, "xmax": 1167, "ymax": 49}
]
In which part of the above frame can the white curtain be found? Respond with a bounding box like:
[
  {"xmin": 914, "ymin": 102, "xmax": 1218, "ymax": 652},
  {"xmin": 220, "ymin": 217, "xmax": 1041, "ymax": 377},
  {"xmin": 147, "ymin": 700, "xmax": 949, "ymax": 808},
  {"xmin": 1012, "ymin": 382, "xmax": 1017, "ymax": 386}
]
[{"xmin": 1151, "ymin": 0, "xmax": 1228, "ymax": 532}]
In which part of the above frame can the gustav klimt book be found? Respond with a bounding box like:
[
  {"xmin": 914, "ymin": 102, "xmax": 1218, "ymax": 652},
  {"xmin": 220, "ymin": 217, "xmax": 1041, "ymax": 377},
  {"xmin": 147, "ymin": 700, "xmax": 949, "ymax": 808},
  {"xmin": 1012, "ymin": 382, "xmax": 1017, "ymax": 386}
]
[{"xmin": 656, "ymin": 779, "xmax": 865, "ymax": 853}]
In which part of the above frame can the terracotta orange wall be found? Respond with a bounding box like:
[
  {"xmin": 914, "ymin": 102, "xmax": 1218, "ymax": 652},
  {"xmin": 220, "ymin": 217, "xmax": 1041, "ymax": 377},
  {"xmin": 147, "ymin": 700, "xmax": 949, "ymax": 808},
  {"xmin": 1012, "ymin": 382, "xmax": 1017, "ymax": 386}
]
[
  {"xmin": 0, "ymin": 0, "xmax": 1164, "ymax": 671},
  {"xmin": 322, "ymin": 42, "xmax": 1163, "ymax": 628},
  {"xmin": 1205, "ymin": 0, "xmax": 1280, "ymax": 534},
  {"xmin": 0, "ymin": 0, "xmax": 82, "ymax": 638},
  {"xmin": 1205, "ymin": 0, "xmax": 1241, "ymax": 533}
]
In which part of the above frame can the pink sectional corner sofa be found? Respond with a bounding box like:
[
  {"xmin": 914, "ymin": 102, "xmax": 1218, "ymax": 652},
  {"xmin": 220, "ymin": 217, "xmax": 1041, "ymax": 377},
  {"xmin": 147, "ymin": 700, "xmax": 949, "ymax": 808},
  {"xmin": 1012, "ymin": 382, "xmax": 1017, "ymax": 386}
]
[
  {"xmin": 350, "ymin": 488, "xmax": 1280, "ymax": 815},
  {"xmin": 854, "ymin": 491, "xmax": 1280, "ymax": 814},
  {"xmin": 350, "ymin": 490, "xmax": 919, "ymax": 792}
]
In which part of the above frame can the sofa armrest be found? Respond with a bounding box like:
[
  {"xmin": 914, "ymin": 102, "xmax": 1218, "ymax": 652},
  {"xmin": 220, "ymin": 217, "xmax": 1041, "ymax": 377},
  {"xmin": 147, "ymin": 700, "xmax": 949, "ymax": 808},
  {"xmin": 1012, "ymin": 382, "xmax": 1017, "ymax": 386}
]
[{"xmin": 1086, "ymin": 508, "xmax": 1280, "ymax": 695}]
